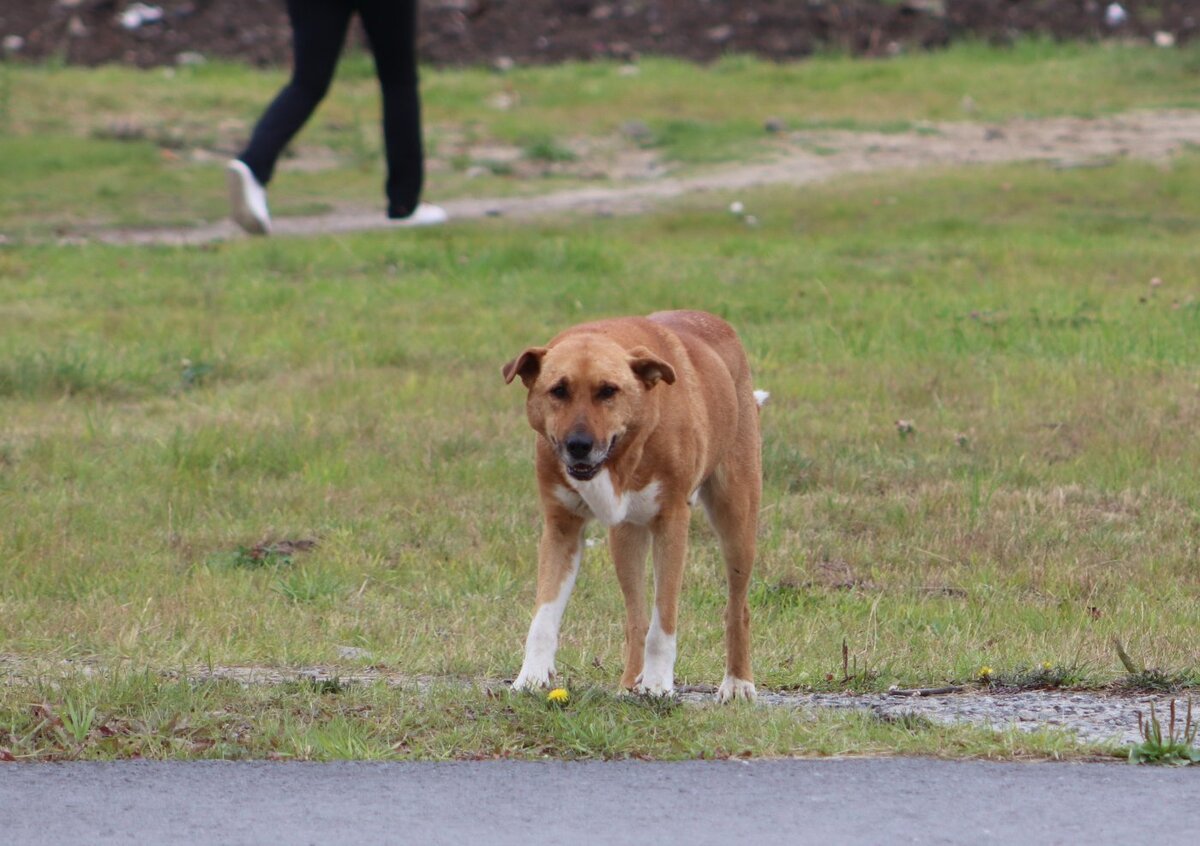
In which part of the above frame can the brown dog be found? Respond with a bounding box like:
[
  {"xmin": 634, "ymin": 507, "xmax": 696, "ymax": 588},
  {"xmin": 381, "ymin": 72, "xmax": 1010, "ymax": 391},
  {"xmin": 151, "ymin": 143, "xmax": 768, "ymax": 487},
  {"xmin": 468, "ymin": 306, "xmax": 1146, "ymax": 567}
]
[{"xmin": 502, "ymin": 310, "xmax": 764, "ymax": 702}]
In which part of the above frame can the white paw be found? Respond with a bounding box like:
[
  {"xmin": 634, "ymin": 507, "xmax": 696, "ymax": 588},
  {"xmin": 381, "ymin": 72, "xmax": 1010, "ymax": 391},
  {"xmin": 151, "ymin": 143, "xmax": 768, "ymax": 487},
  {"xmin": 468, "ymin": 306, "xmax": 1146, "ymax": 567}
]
[
  {"xmin": 633, "ymin": 671, "xmax": 675, "ymax": 698},
  {"xmin": 716, "ymin": 675, "xmax": 756, "ymax": 703},
  {"xmin": 637, "ymin": 612, "xmax": 676, "ymax": 697},
  {"xmin": 512, "ymin": 664, "xmax": 554, "ymax": 692}
]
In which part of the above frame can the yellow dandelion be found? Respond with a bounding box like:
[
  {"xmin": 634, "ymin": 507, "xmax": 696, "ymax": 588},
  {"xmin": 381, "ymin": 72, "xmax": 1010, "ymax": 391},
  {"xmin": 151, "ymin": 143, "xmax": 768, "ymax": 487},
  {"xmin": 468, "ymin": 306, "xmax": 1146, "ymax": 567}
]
[
  {"xmin": 1041, "ymin": 661, "xmax": 1053, "ymax": 671},
  {"xmin": 547, "ymin": 687, "xmax": 570, "ymax": 705},
  {"xmin": 978, "ymin": 665, "xmax": 993, "ymax": 680}
]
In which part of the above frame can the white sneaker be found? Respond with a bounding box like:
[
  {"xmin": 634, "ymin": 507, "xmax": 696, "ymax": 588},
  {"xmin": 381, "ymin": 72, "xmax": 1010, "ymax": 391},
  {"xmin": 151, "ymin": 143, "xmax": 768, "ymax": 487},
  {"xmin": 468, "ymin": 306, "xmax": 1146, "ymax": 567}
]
[
  {"xmin": 390, "ymin": 203, "xmax": 448, "ymax": 228},
  {"xmin": 226, "ymin": 159, "xmax": 271, "ymax": 235}
]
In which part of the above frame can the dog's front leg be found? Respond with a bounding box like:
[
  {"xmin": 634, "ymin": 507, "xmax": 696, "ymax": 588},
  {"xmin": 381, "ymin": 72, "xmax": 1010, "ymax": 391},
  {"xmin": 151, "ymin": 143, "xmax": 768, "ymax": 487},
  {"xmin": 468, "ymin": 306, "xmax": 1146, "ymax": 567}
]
[
  {"xmin": 610, "ymin": 523, "xmax": 651, "ymax": 689},
  {"xmin": 513, "ymin": 510, "xmax": 586, "ymax": 691},
  {"xmin": 637, "ymin": 505, "xmax": 689, "ymax": 696}
]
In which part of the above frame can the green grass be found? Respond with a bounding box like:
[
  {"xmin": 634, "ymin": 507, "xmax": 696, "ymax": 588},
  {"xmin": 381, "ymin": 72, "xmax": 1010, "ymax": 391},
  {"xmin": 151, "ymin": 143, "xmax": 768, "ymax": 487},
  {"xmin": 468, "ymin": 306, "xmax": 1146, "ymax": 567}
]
[
  {"xmin": 2, "ymin": 40, "xmax": 1200, "ymax": 236},
  {"xmin": 521, "ymin": 134, "xmax": 578, "ymax": 163},
  {"xmin": 0, "ymin": 673, "xmax": 1092, "ymax": 762},
  {"xmin": 2, "ymin": 44, "xmax": 1200, "ymax": 760}
]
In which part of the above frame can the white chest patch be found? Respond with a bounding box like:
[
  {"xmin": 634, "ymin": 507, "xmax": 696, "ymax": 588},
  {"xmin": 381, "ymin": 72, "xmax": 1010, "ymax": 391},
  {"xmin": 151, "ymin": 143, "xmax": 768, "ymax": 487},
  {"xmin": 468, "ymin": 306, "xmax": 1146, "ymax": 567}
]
[{"xmin": 556, "ymin": 470, "xmax": 662, "ymax": 528}]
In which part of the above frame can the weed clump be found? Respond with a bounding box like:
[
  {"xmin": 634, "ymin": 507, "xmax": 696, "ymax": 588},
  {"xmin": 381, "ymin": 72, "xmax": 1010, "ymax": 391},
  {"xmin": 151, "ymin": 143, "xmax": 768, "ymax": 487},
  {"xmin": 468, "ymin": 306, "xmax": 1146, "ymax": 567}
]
[
  {"xmin": 1111, "ymin": 638, "xmax": 1192, "ymax": 693},
  {"xmin": 216, "ymin": 539, "xmax": 318, "ymax": 571},
  {"xmin": 990, "ymin": 663, "xmax": 1089, "ymax": 691},
  {"xmin": 1114, "ymin": 669, "xmax": 1191, "ymax": 694},
  {"xmin": 1128, "ymin": 699, "xmax": 1200, "ymax": 766}
]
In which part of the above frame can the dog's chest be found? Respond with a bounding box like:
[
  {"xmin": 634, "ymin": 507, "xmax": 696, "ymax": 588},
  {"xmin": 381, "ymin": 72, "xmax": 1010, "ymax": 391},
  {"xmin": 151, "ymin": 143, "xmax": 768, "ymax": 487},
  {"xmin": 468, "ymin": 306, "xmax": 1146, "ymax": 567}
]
[{"xmin": 556, "ymin": 470, "xmax": 661, "ymax": 527}]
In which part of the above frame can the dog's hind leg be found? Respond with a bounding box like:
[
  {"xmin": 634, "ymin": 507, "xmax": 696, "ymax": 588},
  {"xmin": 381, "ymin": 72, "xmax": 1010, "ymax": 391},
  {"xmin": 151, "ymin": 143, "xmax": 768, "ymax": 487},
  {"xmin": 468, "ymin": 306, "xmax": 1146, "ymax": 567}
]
[
  {"xmin": 513, "ymin": 512, "xmax": 586, "ymax": 691},
  {"xmin": 701, "ymin": 458, "xmax": 760, "ymax": 703},
  {"xmin": 610, "ymin": 523, "xmax": 651, "ymax": 689}
]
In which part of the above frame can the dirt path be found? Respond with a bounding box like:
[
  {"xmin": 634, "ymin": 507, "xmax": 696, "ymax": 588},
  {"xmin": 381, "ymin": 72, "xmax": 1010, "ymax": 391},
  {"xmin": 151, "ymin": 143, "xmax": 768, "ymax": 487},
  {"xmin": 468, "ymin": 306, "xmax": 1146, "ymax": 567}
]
[{"xmin": 94, "ymin": 109, "xmax": 1200, "ymax": 247}]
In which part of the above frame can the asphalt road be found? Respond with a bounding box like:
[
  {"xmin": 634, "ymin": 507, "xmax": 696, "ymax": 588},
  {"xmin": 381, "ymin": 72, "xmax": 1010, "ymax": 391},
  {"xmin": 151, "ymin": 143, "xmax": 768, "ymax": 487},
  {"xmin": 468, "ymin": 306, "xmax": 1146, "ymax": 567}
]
[{"xmin": 2, "ymin": 758, "xmax": 1197, "ymax": 845}]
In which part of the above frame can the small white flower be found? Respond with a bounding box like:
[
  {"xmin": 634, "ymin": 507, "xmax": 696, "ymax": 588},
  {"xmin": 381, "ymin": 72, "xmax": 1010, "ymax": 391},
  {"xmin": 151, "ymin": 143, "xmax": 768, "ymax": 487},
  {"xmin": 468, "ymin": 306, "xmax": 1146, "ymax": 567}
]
[
  {"xmin": 1104, "ymin": 2, "xmax": 1127, "ymax": 27},
  {"xmin": 729, "ymin": 201, "xmax": 745, "ymax": 215}
]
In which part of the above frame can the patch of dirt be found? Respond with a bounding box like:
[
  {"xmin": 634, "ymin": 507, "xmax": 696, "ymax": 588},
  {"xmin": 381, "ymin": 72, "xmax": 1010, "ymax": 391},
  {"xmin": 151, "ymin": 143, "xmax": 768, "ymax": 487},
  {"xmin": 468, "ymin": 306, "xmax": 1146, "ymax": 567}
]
[
  {"xmin": 77, "ymin": 108, "xmax": 1200, "ymax": 246},
  {"xmin": 1, "ymin": 1, "xmax": 1196, "ymax": 69}
]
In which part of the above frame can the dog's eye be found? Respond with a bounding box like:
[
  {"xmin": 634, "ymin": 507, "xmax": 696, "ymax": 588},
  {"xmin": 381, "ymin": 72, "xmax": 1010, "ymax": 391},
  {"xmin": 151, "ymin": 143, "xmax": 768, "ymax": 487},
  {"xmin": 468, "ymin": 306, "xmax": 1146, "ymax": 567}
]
[
  {"xmin": 549, "ymin": 383, "xmax": 569, "ymax": 400},
  {"xmin": 596, "ymin": 384, "xmax": 618, "ymax": 400}
]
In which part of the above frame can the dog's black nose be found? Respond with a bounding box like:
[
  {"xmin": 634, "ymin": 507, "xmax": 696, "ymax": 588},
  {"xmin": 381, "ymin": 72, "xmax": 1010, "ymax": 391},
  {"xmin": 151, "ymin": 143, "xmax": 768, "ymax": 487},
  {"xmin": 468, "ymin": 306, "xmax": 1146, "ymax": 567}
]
[{"xmin": 565, "ymin": 434, "xmax": 594, "ymax": 460}]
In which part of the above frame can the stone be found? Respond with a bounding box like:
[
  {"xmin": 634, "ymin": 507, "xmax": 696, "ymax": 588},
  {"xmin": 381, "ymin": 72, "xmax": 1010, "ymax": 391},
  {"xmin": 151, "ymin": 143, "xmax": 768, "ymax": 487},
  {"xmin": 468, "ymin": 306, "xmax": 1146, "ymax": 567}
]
[
  {"xmin": 706, "ymin": 24, "xmax": 733, "ymax": 43},
  {"xmin": 620, "ymin": 120, "xmax": 653, "ymax": 142}
]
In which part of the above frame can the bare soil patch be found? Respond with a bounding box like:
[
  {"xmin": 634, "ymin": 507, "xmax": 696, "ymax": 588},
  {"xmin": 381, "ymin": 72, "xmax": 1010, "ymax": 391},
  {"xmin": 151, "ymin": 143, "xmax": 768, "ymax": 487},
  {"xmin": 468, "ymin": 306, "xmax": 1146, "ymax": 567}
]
[{"xmin": 2, "ymin": 1, "xmax": 1196, "ymax": 69}]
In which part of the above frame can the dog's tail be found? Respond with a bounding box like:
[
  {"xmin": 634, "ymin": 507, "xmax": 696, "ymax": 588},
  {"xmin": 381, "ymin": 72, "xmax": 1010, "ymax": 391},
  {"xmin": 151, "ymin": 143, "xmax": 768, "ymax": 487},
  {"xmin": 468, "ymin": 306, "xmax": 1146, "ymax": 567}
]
[{"xmin": 753, "ymin": 389, "xmax": 770, "ymax": 409}]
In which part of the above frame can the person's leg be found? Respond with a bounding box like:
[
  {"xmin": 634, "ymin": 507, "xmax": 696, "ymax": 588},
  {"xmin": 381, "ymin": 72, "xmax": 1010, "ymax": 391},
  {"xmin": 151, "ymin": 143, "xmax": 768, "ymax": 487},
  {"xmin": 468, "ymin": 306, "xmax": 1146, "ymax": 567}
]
[
  {"xmin": 238, "ymin": 0, "xmax": 353, "ymax": 186},
  {"xmin": 356, "ymin": 0, "xmax": 425, "ymax": 219}
]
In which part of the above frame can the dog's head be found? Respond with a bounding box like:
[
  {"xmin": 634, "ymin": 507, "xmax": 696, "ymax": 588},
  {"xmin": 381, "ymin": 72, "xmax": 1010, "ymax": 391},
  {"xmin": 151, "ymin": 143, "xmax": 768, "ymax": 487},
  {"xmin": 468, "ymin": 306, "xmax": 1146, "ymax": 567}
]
[{"xmin": 502, "ymin": 335, "xmax": 675, "ymax": 481}]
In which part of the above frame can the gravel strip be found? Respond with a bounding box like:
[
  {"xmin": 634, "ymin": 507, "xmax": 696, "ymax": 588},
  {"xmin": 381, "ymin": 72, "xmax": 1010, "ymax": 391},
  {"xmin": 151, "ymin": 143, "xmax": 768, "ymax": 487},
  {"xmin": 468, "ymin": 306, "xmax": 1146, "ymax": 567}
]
[{"xmin": 705, "ymin": 689, "xmax": 1171, "ymax": 747}]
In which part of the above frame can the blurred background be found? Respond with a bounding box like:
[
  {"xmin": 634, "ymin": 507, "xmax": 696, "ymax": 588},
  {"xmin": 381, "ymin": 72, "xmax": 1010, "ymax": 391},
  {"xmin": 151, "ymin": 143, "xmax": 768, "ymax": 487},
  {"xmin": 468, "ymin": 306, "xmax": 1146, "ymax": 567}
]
[{"xmin": 3, "ymin": 0, "xmax": 1196, "ymax": 68}]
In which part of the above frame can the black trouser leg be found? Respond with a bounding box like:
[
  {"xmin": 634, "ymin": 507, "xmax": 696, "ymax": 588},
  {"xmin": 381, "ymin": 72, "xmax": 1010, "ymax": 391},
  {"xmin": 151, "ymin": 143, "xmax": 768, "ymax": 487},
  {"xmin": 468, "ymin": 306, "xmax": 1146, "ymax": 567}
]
[
  {"xmin": 238, "ymin": 0, "xmax": 353, "ymax": 186},
  {"xmin": 357, "ymin": 0, "xmax": 424, "ymax": 218}
]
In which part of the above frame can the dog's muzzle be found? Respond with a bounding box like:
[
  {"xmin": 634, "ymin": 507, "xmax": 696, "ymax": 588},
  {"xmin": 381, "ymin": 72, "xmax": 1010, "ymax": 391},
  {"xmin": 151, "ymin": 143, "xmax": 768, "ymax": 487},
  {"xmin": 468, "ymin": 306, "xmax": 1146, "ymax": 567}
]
[{"xmin": 559, "ymin": 433, "xmax": 615, "ymax": 481}]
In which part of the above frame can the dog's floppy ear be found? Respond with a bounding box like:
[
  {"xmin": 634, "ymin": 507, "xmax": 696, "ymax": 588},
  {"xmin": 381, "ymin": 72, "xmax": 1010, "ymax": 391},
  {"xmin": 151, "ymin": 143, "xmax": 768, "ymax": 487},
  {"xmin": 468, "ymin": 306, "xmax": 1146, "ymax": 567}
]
[
  {"xmin": 627, "ymin": 347, "xmax": 676, "ymax": 389},
  {"xmin": 502, "ymin": 346, "xmax": 548, "ymax": 388}
]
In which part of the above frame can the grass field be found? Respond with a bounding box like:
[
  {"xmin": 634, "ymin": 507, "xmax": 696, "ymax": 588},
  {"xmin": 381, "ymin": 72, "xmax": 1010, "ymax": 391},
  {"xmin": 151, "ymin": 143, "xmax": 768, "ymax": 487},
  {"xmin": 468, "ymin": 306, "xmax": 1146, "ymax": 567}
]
[{"xmin": 2, "ymin": 42, "xmax": 1200, "ymax": 761}]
